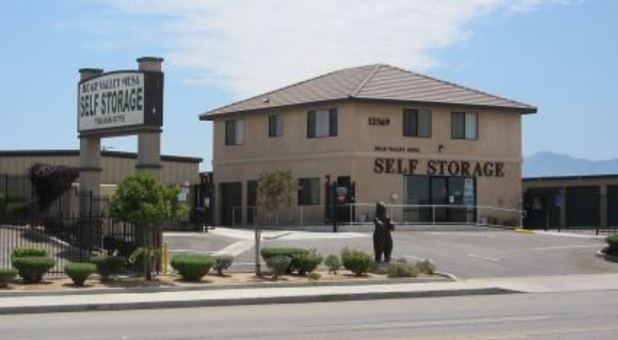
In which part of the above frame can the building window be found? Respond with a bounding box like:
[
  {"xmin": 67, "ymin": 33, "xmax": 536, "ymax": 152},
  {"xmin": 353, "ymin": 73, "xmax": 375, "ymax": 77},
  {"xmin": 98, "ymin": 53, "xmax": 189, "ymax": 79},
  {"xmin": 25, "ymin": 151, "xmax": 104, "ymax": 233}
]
[
  {"xmin": 307, "ymin": 108, "xmax": 337, "ymax": 138},
  {"xmin": 225, "ymin": 119, "xmax": 245, "ymax": 145},
  {"xmin": 451, "ymin": 112, "xmax": 478, "ymax": 140},
  {"xmin": 268, "ymin": 114, "xmax": 283, "ymax": 137},
  {"xmin": 403, "ymin": 109, "xmax": 431, "ymax": 138},
  {"xmin": 298, "ymin": 178, "xmax": 320, "ymax": 205}
]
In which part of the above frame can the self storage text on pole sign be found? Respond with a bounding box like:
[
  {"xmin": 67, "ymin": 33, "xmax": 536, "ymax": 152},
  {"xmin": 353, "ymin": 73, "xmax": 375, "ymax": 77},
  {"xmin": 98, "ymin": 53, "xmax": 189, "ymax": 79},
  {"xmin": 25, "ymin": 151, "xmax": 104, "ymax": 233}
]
[{"xmin": 78, "ymin": 71, "xmax": 163, "ymax": 135}]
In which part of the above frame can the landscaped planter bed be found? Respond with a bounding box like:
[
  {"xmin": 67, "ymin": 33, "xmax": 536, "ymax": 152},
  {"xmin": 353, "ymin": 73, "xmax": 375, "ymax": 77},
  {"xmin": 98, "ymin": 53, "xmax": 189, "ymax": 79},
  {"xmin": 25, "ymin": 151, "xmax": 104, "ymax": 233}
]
[{"xmin": 0, "ymin": 271, "xmax": 449, "ymax": 294}]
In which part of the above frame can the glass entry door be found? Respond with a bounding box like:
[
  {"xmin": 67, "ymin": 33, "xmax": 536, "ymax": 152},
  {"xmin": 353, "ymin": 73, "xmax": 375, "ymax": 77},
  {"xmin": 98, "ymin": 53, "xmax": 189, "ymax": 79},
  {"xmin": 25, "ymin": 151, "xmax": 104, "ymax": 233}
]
[
  {"xmin": 404, "ymin": 175, "xmax": 476, "ymax": 224},
  {"xmin": 431, "ymin": 177, "xmax": 449, "ymax": 222}
]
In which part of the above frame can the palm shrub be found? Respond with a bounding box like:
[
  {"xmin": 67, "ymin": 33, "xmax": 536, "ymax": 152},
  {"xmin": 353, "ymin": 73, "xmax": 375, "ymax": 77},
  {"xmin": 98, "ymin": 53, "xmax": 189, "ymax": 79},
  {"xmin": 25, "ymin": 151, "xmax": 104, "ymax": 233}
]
[
  {"xmin": 214, "ymin": 255, "xmax": 234, "ymax": 276},
  {"xmin": 387, "ymin": 260, "xmax": 419, "ymax": 278},
  {"xmin": 91, "ymin": 255, "xmax": 125, "ymax": 281},
  {"xmin": 324, "ymin": 255, "xmax": 342, "ymax": 274},
  {"xmin": 0, "ymin": 268, "xmax": 18, "ymax": 288},
  {"xmin": 65, "ymin": 262, "xmax": 97, "ymax": 286},
  {"xmin": 265, "ymin": 255, "xmax": 292, "ymax": 280},
  {"xmin": 171, "ymin": 254, "xmax": 215, "ymax": 281},
  {"xmin": 341, "ymin": 248, "xmax": 373, "ymax": 276},
  {"xmin": 416, "ymin": 259, "xmax": 436, "ymax": 275}
]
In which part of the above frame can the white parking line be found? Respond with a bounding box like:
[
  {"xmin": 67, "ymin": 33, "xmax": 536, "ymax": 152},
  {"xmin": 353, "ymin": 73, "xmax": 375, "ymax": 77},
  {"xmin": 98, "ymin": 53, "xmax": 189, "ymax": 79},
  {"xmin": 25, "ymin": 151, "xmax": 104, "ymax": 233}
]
[{"xmin": 468, "ymin": 253, "xmax": 500, "ymax": 262}]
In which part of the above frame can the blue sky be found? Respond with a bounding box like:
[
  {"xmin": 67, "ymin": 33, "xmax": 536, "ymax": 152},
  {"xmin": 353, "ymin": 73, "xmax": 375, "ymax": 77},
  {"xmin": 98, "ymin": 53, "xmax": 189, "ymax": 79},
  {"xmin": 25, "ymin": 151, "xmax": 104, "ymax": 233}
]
[{"xmin": 0, "ymin": 0, "xmax": 616, "ymax": 170}]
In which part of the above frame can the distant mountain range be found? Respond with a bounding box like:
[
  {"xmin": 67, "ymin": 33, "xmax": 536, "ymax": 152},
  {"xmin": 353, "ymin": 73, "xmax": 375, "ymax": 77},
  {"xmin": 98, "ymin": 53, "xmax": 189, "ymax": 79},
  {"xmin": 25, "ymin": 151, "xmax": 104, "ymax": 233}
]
[{"xmin": 523, "ymin": 152, "xmax": 618, "ymax": 178}]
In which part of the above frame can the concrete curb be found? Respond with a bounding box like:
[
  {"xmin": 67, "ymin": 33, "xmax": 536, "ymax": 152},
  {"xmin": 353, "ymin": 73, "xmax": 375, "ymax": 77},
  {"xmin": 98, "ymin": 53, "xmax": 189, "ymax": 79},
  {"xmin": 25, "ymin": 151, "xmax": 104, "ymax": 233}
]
[
  {"xmin": 0, "ymin": 275, "xmax": 453, "ymax": 298},
  {"xmin": 0, "ymin": 287, "xmax": 519, "ymax": 315}
]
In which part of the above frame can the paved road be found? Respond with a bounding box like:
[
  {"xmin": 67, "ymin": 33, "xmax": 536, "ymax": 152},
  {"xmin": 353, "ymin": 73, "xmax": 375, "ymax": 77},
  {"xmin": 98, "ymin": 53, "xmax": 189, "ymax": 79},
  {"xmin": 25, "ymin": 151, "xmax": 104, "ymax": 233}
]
[
  {"xmin": 164, "ymin": 228, "xmax": 618, "ymax": 278},
  {"xmin": 2, "ymin": 290, "xmax": 618, "ymax": 339}
]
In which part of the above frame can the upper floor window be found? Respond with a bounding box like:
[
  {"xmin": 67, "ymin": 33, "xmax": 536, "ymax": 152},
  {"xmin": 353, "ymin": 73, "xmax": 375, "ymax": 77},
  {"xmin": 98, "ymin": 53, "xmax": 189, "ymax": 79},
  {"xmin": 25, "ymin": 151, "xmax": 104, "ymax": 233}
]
[
  {"xmin": 298, "ymin": 177, "xmax": 321, "ymax": 205},
  {"xmin": 307, "ymin": 108, "xmax": 337, "ymax": 138},
  {"xmin": 403, "ymin": 109, "xmax": 431, "ymax": 138},
  {"xmin": 451, "ymin": 112, "xmax": 478, "ymax": 140},
  {"xmin": 268, "ymin": 114, "xmax": 283, "ymax": 137},
  {"xmin": 225, "ymin": 119, "xmax": 245, "ymax": 145}
]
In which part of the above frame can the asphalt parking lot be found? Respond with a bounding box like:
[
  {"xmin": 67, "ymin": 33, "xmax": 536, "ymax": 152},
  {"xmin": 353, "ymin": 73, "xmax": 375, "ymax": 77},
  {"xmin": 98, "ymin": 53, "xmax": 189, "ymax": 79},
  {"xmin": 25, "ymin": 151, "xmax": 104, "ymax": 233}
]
[{"xmin": 164, "ymin": 227, "xmax": 618, "ymax": 279}]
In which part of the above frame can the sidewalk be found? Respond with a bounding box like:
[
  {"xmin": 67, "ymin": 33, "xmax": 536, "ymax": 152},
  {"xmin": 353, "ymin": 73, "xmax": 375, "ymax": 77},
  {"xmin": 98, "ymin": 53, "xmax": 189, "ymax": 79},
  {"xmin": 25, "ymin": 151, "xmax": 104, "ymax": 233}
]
[{"xmin": 2, "ymin": 273, "xmax": 618, "ymax": 315}]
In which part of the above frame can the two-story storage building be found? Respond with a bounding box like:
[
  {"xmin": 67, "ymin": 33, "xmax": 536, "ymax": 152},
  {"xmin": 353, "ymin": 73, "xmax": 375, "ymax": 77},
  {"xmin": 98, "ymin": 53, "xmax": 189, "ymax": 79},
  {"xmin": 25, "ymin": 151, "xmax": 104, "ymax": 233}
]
[{"xmin": 200, "ymin": 64, "xmax": 537, "ymax": 226}]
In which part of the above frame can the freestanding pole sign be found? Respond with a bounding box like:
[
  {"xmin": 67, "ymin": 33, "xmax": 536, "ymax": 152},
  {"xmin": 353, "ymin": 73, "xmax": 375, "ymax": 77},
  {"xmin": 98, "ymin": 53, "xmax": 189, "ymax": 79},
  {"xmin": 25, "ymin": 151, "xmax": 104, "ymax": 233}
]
[{"xmin": 77, "ymin": 57, "xmax": 164, "ymax": 222}]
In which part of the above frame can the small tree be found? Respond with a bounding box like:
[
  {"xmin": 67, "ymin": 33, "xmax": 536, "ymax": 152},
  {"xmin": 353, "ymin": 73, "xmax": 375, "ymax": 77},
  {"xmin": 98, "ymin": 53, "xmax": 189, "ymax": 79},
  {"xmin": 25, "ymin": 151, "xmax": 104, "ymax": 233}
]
[
  {"xmin": 108, "ymin": 172, "xmax": 188, "ymax": 280},
  {"xmin": 254, "ymin": 170, "xmax": 297, "ymax": 276},
  {"xmin": 28, "ymin": 163, "xmax": 79, "ymax": 213}
]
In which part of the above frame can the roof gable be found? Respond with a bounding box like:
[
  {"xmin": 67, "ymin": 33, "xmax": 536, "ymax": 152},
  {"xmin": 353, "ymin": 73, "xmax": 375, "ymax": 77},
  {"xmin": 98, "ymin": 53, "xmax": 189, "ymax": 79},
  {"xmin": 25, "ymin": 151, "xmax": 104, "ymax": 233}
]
[{"xmin": 200, "ymin": 64, "xmax": 536, "ymax": 119}]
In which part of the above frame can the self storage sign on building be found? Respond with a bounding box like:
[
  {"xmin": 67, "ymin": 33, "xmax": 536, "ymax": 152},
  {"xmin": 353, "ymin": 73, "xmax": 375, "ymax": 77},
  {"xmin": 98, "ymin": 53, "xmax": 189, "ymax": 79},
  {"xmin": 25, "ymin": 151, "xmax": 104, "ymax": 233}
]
[{"xmin": 78, "ymin": 71, "xmax": 163, "ymax": 135}]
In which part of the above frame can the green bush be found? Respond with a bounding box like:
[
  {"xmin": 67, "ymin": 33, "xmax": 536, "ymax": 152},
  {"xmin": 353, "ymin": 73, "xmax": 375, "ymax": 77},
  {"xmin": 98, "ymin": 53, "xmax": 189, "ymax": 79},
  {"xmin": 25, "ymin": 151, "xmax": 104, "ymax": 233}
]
[
  {"xmin": 416, "ymin": 259, "xmax": 436, "ymax": 275},
  {"xmin": 261, "ymin": 247, "xmax": 309, "ymax": 273},
  {"xmin": 129, "ymin": 247, "xmax": 160, "ymax": 276},
  {"xmin": 12, "ymin": 247, "xmax": 48, "ymax": 258},
  {"xmin": 65, "ymin": 262, "xmax": 96, "ymax": 286},
  {"xmin": 341, "ymin": 248, "xmax": 373, "ymax": 276},
  {"xmin": 324, "ymin": 255, "xmax": 342, "ymax": 274},
  {"xmin": 265, "ymin": 255, "xmax": 292, "ymax": 280},
  {"xmin": 387, "ymin": 260, "xmax": 419, "ymax": 278},
  {"xmin": 0, "ymin": 268, "xmax": 18, "ymax": 287},
  {"xmin": 171, "ymin": 254, "xmax": 215, "ymax": 281},
  {"xmin": 214, "ymin": 255, "xmax": 234, "ymax": 276},
  {"xmin": 11, "ymin": 256, "xmax": 55, "ymax": 283},
  {"xmin": 605, "ymin": 234, "xmax": 618, "ymax": 255},
  {"xmin": 307, "ymin": 272, "xmax": 321, "ymax": 280},
  {"xmin": 294, "ymin": 253, "xmax": 323, "ymax": 276},
  {"xmin": 91, "ymin": 256, "xmax": 126, "ymax": 281}
]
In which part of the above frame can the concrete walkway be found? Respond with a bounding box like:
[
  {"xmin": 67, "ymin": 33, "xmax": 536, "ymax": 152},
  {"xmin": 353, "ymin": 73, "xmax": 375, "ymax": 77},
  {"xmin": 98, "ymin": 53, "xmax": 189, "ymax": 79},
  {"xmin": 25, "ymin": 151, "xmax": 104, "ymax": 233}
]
[{"xmin": 2, "ymin": 273, "xmax": 618, "ymax": 315}]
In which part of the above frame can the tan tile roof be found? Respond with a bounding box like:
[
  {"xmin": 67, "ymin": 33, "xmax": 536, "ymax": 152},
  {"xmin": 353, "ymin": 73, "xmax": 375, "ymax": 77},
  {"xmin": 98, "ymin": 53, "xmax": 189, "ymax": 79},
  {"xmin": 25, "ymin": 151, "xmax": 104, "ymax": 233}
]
[{"xmin": 200, "ymin": 64, "xmax": 537, "ymax": 120}]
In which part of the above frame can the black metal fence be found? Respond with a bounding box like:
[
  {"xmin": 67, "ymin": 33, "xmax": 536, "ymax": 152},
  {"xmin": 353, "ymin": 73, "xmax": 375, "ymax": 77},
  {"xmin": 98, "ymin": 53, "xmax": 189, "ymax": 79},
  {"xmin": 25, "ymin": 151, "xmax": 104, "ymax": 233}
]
[{"xmin": 0, "ymin": 173, "xmax": 204, "ymax": 278}]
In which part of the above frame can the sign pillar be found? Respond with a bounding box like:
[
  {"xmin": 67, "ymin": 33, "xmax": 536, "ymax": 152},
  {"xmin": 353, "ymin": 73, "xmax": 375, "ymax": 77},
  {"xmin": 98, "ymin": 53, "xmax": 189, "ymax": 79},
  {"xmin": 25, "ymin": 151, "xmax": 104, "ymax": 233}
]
[
  {"xmin": 136, "ymin": 57, "xmax": 164, "ymax": 179},
  {"xmin": 78, "ymin": 68, "xmax": 104, "ymax": 217}
]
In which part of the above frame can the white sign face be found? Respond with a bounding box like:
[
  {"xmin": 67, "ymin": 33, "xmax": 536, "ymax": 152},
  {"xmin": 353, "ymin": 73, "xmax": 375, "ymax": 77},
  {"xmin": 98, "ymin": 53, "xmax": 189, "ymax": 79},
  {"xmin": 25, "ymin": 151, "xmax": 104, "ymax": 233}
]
[{"xmin": 78, "ymin": 72, "xmax": 145, "ymax": 132}]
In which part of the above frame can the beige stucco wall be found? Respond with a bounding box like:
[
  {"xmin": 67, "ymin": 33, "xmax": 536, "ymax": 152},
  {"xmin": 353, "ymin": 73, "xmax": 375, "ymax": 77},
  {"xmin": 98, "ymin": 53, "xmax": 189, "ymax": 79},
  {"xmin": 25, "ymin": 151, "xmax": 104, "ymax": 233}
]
[{"xmin": 212, "ymin": 100, "xmax": 524, "ymax": 225}]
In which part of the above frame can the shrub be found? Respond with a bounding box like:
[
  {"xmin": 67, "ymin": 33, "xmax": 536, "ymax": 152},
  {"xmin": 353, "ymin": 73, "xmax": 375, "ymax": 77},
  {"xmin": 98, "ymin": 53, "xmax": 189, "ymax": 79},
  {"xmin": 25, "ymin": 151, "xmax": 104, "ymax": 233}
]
[
  {"xmin": 341, "ymin": 248, "xmax": 373, "ymax": 276},
  {"xmin": 605, "ymin": 234, "xmax": 618, "ymax": 255},
  {"xmin": 171, "ymin": 254, "xmax": 215, "ymax": 281},
  {"xmin": 91, "ymin": 256, "xmax": 126, "ymax": 281},
  {"xmin": 12, "ymin": 247, "xmax": 48, "ymax": 258},
  {"xmin": 416, "ymin": 259, "xmax": 436, "ymax": 275},
  {"xmin": 129, "ymin": 247, "xmax": 160, "ymax": 276},
  {"xmin": 65, "ymin": 262, "xmax": 97, "ymax": 286},
  {"xmin": 265, "ymin": 256, "xmax": 292, "ymax": 280},
  {"xmin": 0, "ymin": 268, "xmax": 18, "ymax": 288},
  {"xmin": 261, "ymin": 247, "xmax": 309, "ymax": 273},
  {"xmin": 214, "ymin": 255, "xmax": 234, "ymax": 276},
  {"xmin": 11, "ymin": 256, "xmax": 55, "ymax": 283},
  {"xmin": 387, "ymin": 260, "xmax": 419, "ymax": 278},
  {"xmin": 324, "ymin": 254, "xmax": 342, "ymax": 274},
  {"xmin": 307, "ymin": 272, "xmax": 321, "ymax": 280},
  {"xmin": 294, "ymin": 253, "xmax": 323, "ymax": 276}
]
